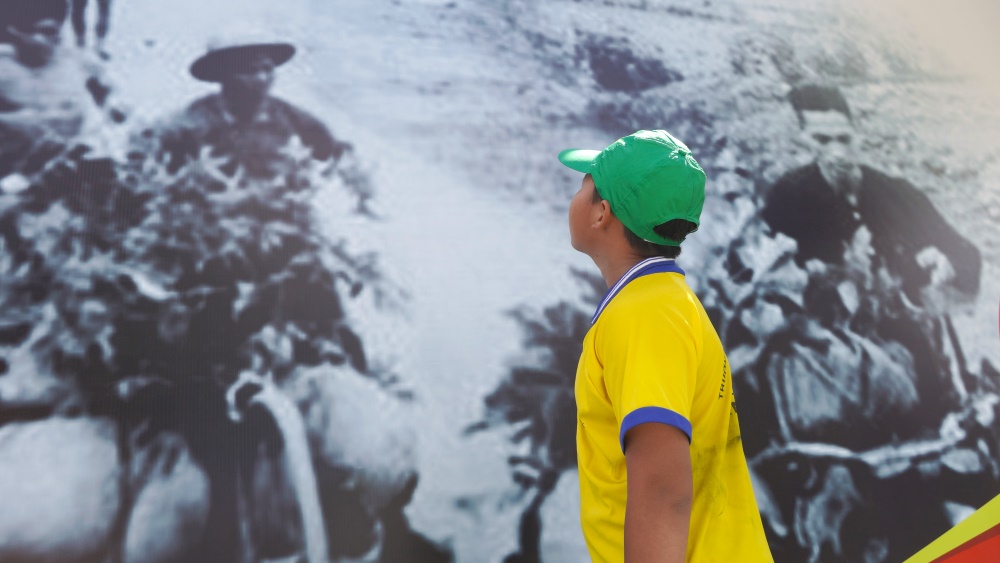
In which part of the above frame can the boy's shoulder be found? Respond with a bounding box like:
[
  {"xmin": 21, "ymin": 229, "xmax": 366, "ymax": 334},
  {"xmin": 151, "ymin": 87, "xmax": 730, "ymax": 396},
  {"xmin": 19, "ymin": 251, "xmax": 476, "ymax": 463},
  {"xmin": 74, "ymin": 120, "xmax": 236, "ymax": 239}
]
[{"xmin": 599, "ymin": 273, "xmax": 698, "ymax": 328}]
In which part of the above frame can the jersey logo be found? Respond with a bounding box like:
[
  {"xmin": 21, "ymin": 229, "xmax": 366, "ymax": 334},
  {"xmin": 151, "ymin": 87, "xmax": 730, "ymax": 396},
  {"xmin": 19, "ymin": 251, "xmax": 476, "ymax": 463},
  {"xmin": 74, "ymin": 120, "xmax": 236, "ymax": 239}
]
[{"xmin": 718, "ymin": 357, "xmax": 729, "ymax": 399}]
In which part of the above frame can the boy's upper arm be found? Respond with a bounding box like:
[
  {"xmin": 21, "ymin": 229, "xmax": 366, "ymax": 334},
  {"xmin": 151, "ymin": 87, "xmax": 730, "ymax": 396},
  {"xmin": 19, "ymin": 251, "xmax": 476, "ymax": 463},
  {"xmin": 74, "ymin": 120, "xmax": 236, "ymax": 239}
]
[
  {"xmin": 623, "ymin": 421, "xmax": 694, "ymax": 562},
  {"xmin": 625, "ymin": 422, "xmax": 693, "ymax": 489},
  {"xmin": 599, "ymin": 301, "xmax": 699, "ymax": 452}
]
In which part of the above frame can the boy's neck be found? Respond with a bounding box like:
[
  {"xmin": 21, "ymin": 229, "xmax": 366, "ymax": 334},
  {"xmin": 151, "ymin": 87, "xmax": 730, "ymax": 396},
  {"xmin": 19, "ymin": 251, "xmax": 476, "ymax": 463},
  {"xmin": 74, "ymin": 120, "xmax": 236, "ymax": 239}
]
[
  {"xmin": 594, "ymin": 252, "xmax": 647, "ymax": 289},
  {"xmin": 585, "ymin": 217, "xmax": 656, "ymax": 288}
]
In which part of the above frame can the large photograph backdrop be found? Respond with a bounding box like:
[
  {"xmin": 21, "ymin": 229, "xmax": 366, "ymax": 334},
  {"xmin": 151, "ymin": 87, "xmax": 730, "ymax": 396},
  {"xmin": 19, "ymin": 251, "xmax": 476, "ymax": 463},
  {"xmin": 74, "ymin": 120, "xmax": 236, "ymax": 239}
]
[{"xmin": 1, "ymin": 0, "xmax": 999, "ymax": 561}]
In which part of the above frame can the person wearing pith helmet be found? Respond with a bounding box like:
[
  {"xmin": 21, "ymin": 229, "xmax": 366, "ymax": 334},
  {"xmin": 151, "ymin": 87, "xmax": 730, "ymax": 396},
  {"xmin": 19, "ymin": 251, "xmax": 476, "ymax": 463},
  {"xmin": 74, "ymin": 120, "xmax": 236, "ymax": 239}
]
[
  {"xmin": 560, "ymin": 130, "xmax": 773, "ymax": 562},
  {"xmin": 153, "ymin": 28, "xmax": 350, "ymax": 178}
]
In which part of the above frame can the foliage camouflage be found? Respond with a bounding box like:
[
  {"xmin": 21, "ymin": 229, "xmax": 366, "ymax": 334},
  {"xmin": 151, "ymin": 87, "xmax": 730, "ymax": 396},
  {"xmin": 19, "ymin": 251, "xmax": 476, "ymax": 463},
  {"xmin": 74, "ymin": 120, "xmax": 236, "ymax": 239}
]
[
  {"xmin": 468, "ymin": 268, "xmax": 603, "ymax": 480},
  {"xmin": 0, "ymin": 136, "xmax": 392, "ymax": 409},
  {"xmin": 0, "ymin": 128, "xmax": 420, "ymax": 560}
]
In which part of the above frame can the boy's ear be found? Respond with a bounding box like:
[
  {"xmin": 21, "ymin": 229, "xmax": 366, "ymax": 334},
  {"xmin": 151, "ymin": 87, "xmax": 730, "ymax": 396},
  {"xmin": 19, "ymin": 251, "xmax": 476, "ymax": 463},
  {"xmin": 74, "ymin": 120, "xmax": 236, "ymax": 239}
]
[{"xmin": 593, "ymin": 199, "xmax": 613, "ymax": 229}]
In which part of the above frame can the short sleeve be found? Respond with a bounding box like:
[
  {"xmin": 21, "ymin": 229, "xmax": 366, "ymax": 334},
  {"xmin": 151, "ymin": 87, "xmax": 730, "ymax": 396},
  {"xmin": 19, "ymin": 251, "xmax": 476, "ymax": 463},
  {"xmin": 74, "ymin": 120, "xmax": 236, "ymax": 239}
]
[{"xmin": 597, "ymin": 301, "xmax": 699, "ymax": 453}]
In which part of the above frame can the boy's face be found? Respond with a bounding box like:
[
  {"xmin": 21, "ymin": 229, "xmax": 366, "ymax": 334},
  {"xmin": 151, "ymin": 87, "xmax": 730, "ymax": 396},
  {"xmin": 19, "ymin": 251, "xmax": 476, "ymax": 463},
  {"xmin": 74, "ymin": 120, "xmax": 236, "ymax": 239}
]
[{"xmin": 568, "ymin": 174, "xmax": 601, "ymax": 254}]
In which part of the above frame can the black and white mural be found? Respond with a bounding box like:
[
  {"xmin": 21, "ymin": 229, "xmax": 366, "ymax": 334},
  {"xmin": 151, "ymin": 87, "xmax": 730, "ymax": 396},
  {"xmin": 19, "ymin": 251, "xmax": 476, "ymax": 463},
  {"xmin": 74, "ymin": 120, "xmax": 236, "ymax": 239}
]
[{"xmin": 1, "ymin": 0, "xmax": 998, "ymax": 562}]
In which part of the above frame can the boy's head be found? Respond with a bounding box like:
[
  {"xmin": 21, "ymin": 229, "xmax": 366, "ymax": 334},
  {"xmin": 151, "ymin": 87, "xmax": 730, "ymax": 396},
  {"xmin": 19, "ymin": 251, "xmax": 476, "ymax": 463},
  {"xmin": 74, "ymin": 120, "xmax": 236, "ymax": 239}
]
[{"xmin": 560, "ymin": 130, "xmax": 705, "ymax": 259}]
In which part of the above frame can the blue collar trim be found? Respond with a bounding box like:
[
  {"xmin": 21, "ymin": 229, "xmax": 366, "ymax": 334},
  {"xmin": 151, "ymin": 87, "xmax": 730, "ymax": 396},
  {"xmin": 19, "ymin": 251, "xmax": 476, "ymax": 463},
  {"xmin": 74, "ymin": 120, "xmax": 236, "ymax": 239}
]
[{"xmin": 590, "ymin": 257, "xmax": 685, "ymax": 324}]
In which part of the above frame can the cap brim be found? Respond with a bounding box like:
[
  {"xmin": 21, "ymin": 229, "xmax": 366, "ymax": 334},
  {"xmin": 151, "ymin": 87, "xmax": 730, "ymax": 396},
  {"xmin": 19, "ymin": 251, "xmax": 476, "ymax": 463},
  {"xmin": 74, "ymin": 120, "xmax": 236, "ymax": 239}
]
[
  {"xmin": 558, "ymin": 149, "xmax": 600, "ymax": 174},
  {"xmin": 190, "ymin": 43, "xmax": 296, "ymax": 82}
]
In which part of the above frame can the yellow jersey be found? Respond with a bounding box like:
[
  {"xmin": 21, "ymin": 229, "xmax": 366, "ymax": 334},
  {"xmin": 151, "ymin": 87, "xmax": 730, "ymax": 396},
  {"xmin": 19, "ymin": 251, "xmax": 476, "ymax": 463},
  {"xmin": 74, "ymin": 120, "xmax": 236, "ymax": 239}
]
[{"xmin": 575, "ymin": 257, "xmax": 773, "ymax": 562}]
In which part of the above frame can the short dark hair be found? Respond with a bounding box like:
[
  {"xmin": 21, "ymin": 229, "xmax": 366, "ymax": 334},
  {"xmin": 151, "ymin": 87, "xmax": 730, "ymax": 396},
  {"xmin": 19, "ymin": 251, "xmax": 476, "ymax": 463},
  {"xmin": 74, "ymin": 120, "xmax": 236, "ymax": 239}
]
[
  {"xmin": 592, "ymin": 187, "xmax": 697, "ymax": 259},
  {"xmin": 788, "ymin": 84, "xmax": 852, "ymax": 127}
]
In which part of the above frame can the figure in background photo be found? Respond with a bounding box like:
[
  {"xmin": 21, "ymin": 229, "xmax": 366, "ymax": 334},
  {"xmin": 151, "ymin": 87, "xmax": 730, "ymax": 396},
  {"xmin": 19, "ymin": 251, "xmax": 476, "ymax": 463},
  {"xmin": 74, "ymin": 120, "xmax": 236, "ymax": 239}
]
[
  {"xmin": 720, "ymin": 85, "xmax": 996, "ymax": 562},
  {"xmin": 121, "ymin": 28, "xmax": 439, "ymax": 562},
  {"xmin": 69, "ymin": 0, "xmax": 112, "ymax": 59},
  {"xmin": 148, "ymin": 30, "xmax": 351, "ymax": 179},
  {"xmin": 759, "ymin": 84, "xmax": 981, "ymax": 303},
  {"xmin": 0, "ymin": 0, "xmax": 123, "ymax": 184},
  {"xmin": 733, "ymin": 84, "xmax": 983, "ymax": 433}
]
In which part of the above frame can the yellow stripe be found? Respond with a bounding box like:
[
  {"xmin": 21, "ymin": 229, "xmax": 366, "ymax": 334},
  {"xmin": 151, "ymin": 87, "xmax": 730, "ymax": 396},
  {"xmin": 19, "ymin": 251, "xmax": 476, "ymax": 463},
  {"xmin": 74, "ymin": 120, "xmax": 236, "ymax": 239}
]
[{"xmin": 903, "ymin": 493, "xmax": 1000, "ymax": 563}]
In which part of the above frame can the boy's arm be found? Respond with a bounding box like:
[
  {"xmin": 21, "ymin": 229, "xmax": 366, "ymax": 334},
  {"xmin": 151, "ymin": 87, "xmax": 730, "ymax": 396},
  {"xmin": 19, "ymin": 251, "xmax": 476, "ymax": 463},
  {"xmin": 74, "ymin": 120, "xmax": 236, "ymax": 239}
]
[{"xmin": 624, "ymin": 422, "xmax": 693, "ymax": 563}]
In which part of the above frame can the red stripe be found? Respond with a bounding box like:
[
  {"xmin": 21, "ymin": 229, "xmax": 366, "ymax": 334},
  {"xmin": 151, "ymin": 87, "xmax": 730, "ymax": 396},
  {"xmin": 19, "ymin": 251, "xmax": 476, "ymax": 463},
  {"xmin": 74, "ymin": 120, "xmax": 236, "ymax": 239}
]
[
  {"xmin": 931, "ymin": 522, "xmax": 1000, "ymax": 563},
  {"xmin": 937, "ymin": 533, "xmax": 1000, "ymax": 562}
]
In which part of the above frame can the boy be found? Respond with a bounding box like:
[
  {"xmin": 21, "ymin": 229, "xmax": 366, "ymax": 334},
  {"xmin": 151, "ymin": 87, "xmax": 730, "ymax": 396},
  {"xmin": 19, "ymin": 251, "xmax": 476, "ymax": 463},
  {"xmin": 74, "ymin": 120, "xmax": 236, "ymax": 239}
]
[{"xmin": 558, "ymin": 130, "xmax": 773, "ymax": 562}]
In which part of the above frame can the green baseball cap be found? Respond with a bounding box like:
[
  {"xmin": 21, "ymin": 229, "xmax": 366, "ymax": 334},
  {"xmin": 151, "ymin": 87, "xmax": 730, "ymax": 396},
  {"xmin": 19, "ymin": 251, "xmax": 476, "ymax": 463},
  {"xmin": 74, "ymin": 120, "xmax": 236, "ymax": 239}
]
[{"xmin": 558, "ymin": 130, "xmax": 706, "ymax": 246}]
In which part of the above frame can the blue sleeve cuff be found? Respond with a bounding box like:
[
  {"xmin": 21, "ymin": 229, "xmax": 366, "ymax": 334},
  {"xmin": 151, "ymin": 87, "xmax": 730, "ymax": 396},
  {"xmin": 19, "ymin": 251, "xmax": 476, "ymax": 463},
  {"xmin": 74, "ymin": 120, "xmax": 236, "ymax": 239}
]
[{"xmin": 620, "ymin": 407, "xmax": 692, "ymax": 453}]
